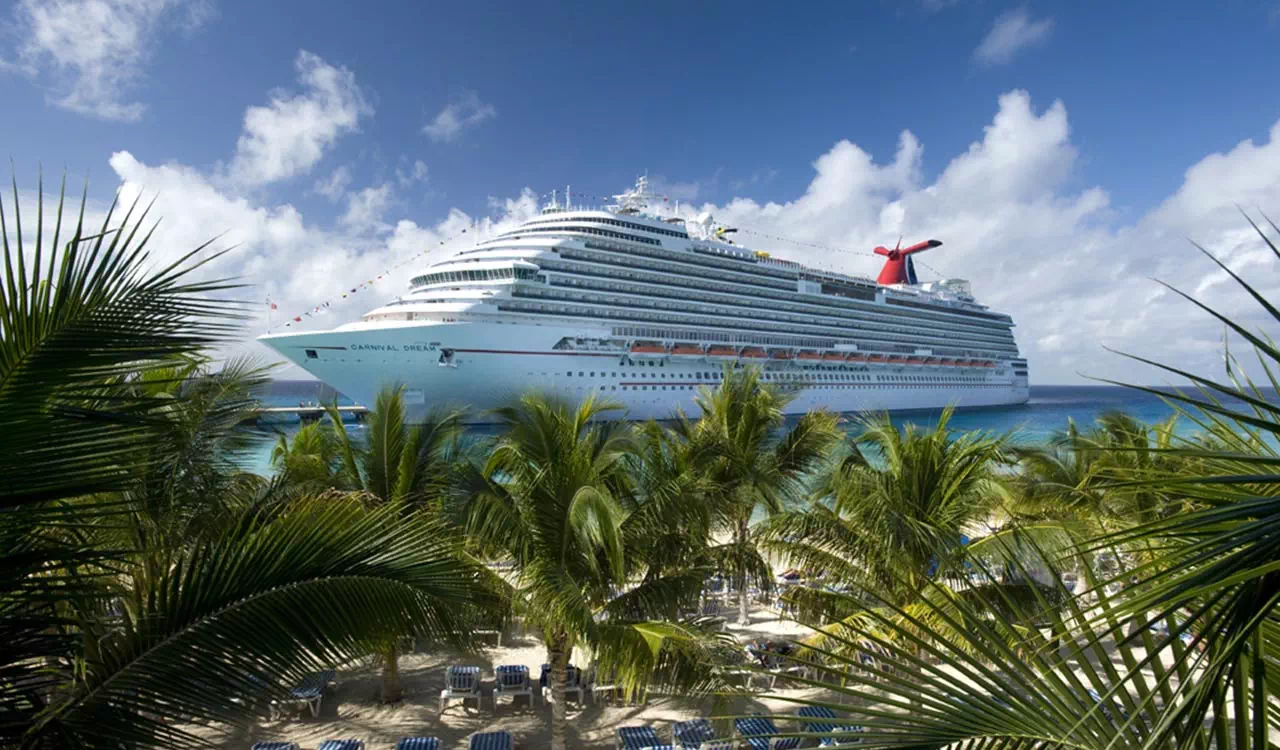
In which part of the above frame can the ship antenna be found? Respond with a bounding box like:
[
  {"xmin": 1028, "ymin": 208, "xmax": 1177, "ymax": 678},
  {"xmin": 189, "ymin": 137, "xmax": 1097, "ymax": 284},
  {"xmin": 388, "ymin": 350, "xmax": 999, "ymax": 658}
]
[{"xmin": 566, "ymin": 184, "xmax": 571, "ymax": 210}]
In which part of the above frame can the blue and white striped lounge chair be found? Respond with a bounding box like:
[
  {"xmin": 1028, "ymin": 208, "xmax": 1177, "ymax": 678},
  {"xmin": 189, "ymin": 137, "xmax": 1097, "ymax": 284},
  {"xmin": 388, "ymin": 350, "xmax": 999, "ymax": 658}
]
[
  {"xmin": 469, "ymin": 731, "xmax": 514, "ymax": 750},
  {"xmin": 617, "ymin": 725, "xmax": 663, "ymax": 750},
  {"xmin": 440, "ymin": 665, "xmax": 482, "ymax": 714},
  {"xmin": 395, "ymin": 738, "xmax": 440, "ymax": 750},
  {"xmin": 797, "ymin": 706, "xmax": 855, "ymax": 746},
  {"xmin": 271, "ymin": 669, "xmax": 335, "ymax": 718},
  {"xmin": 735, "ymin": 715, "xmax": 802, "ymax": 750},
  {"xmin": 494, "ymin": 665, "xmax": 533, "ymax": 711},
  {"xmin": 317, "ymin": 741, "xmax": 364, "ymax": 750},
  {"xmin": 673, "ymin": 718, "xmax": 733, "ymax": 750},
  {"xmin": 250, "ymin": 743, "xmax": 298, "ymax": 750},
  {"xmin": 540, "ymin": 663, "xmax": 586, "ymax": 704}
]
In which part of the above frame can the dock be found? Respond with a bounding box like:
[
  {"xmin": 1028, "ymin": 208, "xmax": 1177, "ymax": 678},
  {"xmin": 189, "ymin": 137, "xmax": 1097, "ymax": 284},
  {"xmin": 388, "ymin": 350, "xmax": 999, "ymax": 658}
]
[{"xmin": 246, "ymin": 405, "xmax": 368, "ymax": 424}]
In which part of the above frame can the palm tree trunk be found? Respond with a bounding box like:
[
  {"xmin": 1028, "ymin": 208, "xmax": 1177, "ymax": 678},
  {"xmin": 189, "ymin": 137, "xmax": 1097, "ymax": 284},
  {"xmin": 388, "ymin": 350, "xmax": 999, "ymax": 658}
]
[
  {"xmin": 737, "ymin": 518, "xmax": 751, "ymax": 626},
  {"xmin": 381, "ymin": 642, "xmax": 402, "ymax": 703},
  {"xmin": 547, "ymin": 633, "xmax": 569, "ymax": 750}
]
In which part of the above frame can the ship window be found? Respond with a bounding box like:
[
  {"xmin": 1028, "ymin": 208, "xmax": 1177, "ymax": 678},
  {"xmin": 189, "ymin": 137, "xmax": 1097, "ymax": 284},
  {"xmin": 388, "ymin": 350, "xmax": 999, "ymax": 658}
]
[
  {"xmin": 567, "ymin": 371, "xmax": 572, "ymax": 376},
  {"xmin": 579, "ymin": 371, "xmax": 584, "ymax": 377},
  {"xmin": 305, "ymin": 349, "xmax": 318, "ymax": 359}
]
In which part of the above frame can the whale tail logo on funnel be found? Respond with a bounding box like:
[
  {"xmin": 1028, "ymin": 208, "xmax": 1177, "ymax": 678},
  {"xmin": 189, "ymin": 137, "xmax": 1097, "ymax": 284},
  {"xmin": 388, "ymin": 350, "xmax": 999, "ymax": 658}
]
[{"xmin": 874, "ymin": 239, "xmax": 942, "ymax": 285}]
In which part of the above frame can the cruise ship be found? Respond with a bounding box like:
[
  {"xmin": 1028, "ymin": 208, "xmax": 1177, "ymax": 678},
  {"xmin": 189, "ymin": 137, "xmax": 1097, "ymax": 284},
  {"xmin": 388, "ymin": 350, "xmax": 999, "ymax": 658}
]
[{"xmin": 259, "ymin": 177, "xmax": 1029, "ymax": 421}]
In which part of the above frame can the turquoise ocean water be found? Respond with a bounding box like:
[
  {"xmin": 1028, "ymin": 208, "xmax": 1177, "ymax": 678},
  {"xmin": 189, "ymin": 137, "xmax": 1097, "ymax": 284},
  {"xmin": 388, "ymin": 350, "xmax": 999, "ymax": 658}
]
[{"xmin": 244, "ymin": 382, "xmax": 1201, "ymax": 476}]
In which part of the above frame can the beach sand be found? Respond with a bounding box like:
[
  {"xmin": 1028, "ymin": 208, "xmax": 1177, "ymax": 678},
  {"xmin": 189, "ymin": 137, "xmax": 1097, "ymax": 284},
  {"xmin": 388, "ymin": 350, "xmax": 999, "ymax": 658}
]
[{"xmin": 197, "ymin": 601, "xmax": 828, "ymax": 749}]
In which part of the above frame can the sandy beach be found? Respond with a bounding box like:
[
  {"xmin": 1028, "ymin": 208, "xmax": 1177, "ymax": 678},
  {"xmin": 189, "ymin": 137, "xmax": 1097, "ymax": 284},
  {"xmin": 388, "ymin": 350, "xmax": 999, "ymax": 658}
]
[{"xmin": 197, "ymin": 601, "xmax": 827, "ymax": 749}]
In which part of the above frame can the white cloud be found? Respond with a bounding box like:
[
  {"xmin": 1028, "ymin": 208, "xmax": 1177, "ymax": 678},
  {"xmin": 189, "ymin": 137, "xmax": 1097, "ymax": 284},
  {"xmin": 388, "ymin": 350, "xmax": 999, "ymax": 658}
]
[
  {"xmin": 974, "ymin": 7, "xmax": 1054, "ymax": 67},
  {"xmin": 340, "ymin": 183, "xmax": 393, "ymax": 232},
  {"xmin": 693, "ymin": 90, "xmax": 1280, "ymax": 384},
  {"xmin": 228, "ymin": 50, "xmax": 371, "ymax": 186},
  {"xmin": 53, "ymin": 85, "xmax": 1280, "ymax": 387},
  {"xmin": 422, "ymin": 91, "xmax": 495, "ymax": 142},
  {"xmin": 312, "ymin": 166, "xmax": 351, "ymax": 201},
  {"xmin": 397, "ymin": 159, "xmax": 429, "ymax": 187},
  {"xmin": 3, "ymin": 0, "xmax": 210, "ymax": 121}
]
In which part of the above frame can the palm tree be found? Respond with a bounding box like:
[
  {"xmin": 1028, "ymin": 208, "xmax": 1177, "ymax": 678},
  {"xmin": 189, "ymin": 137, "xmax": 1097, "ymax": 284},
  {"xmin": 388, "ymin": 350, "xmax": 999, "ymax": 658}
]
[
  {"xmin": 684, "ymin": 366, "xmax": 839, "ymax": 624},
  {"xmin": 270, "ymin": 420, "xmax": 341, "ymax": 485},
  {"xmin": 0, "ymin": 178, "xmax": 493, "ymax": 748},
  {"xmin": 757, "ymin": 401, "xmax": 1008, "ymax": 601},
  {"xmin": 318, "ymin": 385, "xmax": 473, "ymax": 702},
  {"xmin": 463, "ymin": 393, "xmax": 716, "ymax": 750},
  {"xmin": 749, "ymin": 214, "xmax": 1280, "ymax": 749}
]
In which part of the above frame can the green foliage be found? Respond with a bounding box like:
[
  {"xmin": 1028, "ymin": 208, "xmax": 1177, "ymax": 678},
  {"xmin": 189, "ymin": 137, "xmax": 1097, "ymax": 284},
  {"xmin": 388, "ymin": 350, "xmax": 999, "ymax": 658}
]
[
  {"xmin": 463, "ymin": 392, "xmax": 728, "ymax": 750},
  {"xmin": 11, "ymin": 172, "xmax": 1280, "ymax": 750},
  {"xmin": 0, "ymin": 178, "xmax": 495, "ymax": 747},
  {"xmin": 756, "ymin": 213, "xmax": 1280, "ymax": 749},
  {"xmin": 684, "ymin": 366, "xmax": 840, "ymax": 623}
]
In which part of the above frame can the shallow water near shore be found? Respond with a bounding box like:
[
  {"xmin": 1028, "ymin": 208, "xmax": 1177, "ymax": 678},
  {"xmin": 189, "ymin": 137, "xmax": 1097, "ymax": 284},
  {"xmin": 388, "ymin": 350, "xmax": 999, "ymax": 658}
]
[{"xmin": 243, "ymin": 383, "xmax": 1211, "ymax": 477}]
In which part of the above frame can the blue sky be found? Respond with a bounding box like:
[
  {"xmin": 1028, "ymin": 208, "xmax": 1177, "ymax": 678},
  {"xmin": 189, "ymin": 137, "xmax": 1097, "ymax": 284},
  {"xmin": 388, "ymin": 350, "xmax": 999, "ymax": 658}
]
[{"xmin": 4, "ymin": 0, "xmax": 1280, "ymax": 383}]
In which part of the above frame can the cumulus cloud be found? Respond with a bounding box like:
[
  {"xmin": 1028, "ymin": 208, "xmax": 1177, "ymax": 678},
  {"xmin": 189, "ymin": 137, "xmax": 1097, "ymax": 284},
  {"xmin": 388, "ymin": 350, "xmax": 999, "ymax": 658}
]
[
  {"xmin": 228, "ymin": 50, "xmax": 371, "ymax": 186},
  {"xmin": 396, "ymin": 159, "xmax": 429, "ymax": 187},
  {"xmin": 3, "ymin": 0, "xmax": 211, "ymax": 121},
  {"xmin": 340, "ymin": 183, "xmax": 393, "ymax": 232},
  {"xmin": 105, "ymin": 146, "xmax": 539, "ymax": 375},
  {"xmin": 422, "ymin": 91, "xmax": 495, "ymax": 142},
  {"xmin": 312, "ymin": 165, "xmax": 351, "ymax": 201},
  {"xmin": 975, "ymin": 7, "xmax": 1054, "ymax": 67},
  {"xmin": 683, "ymin": 90, "xmax": 1280, "ymax": 384},
  {"xmin": 54, "ymin": 85, "xmax": 1280, "ymax": 386}
]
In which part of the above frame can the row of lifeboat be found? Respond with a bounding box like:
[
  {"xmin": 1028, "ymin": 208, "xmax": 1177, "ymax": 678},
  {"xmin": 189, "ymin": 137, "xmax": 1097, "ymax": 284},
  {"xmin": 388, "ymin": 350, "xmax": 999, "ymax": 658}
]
[{"xmin": 628, "ymin": 343, "xmax": 996, "ymax": 368}]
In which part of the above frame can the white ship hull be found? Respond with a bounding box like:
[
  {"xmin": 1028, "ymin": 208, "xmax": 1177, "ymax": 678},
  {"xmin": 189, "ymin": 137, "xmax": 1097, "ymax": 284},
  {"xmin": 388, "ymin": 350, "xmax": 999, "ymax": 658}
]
[{"xmin": 263, "ymin": 321, "xmax": 1030, "ymax": 423}]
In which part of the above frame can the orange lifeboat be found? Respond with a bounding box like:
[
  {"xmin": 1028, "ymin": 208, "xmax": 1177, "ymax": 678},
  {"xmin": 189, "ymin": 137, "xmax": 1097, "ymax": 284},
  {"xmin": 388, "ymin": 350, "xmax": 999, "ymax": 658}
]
[
  {"xmin": 867, "ymin": 354, "xmax": 886, "ymax": 363},
  {"xmin": 822, "ymin": 352, "xmax": 846, "ymax": 362},
  {"xmin": 630, "ymin": 342, "xmax": 666, "ymax": 358},
  {"xmin": 846, "ymin": 353, "xmax": 867, "ymax": 363},
  {"xmin": 671, "ymin": 344, "xmax": 704, "ymax": 358},
  {"xmin": 770, "ymin": 349, "xmax": 794, "ymax": 360},
  {"xmin": 741, "ymin": 347, "xmax": 767, "ymax": 359},
  {"xmin": 707, "ymin": 346, "xmax": 737, "ymax": 359}
]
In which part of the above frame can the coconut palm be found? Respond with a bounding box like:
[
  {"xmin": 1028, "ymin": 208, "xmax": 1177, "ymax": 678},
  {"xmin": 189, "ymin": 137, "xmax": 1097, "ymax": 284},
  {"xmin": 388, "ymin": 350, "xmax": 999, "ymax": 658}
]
[
  {"xmin": 317, "ymin": 385, "xmax": 473, "ymax": 702},
  {"xmin": 463, "ymin": 393, "xmax": 718, "ymax": 750},
  {"xmin": 0, "ymin": 178, "xmax": 493, "ymax": 748},
  {"xmin": 770, "ymin": 408, "xmax": 1010, "ymax": 598},
  {"xmin": 749, "ymin": 214, "xmax": 1280, "ymax": 749},
  {"xmin": 270, "ymin": 419, "xmax": 342, "ymax": 485},
  {"xmin": 684, "ymin": 366, "xmax": 840, "ymax": 624}
]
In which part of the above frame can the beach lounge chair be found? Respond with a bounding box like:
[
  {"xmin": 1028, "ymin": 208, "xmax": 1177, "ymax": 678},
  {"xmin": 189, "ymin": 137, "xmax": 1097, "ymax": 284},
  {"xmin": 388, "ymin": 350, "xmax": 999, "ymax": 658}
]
[
  {"xmin": 673, "ymin": 718, "xmax": 733, "ymax": 750},
  {"xmin": 468, "ymin": 731, "xmax": 514, "ymax": 750},
  {"xmin": 540, "ymin": 663, "xmax": 586, "ymax": 704},
  {"xmin": 735, "ymin": 715, "xmax": 802, "ymax": 750},
  {"xmin": 617, "ymin": 725, "xmax": 665, "ymax": 750},
  {"xmin": 493, "ymin": 665, "xmax": 533, "ymax": 711},
  {"xmin": 317, "ymin": 741, "xmax": 364, "ymax": 750},
  {"xmin": 394, "ymin": 739, "xmax": 440, "ymax": 750},
  {"xmin": 440, "ymin": 665, "xmax": 482, "ymax": 714},
  {"xmin": 271, "ymin": 669, "xmax": 335, "ymax": 718},
  {"xmin": 797, "ymin": 705, "xmax": 855, "ymax": 746},
  {"xmin": 762, "ymin": 652, "xmax": 809, "ymax": 689},
  {"xmin": 250, "ymin": 744, "xmax": 298, "ymax": 750}
]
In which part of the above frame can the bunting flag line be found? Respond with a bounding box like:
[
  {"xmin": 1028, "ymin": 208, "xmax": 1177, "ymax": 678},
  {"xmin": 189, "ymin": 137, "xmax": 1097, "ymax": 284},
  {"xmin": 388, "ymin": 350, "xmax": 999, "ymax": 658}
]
[{"xmin": 273, "ymin": 225, "xmax": 472, "ymax": 330}]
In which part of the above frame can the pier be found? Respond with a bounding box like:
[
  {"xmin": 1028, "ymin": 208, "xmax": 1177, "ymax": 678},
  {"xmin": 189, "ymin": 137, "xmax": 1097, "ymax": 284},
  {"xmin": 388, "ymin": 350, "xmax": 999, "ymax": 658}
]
[{"xmin": 245, "ymin": 405, "xmax": 368, "ymax": 425}]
